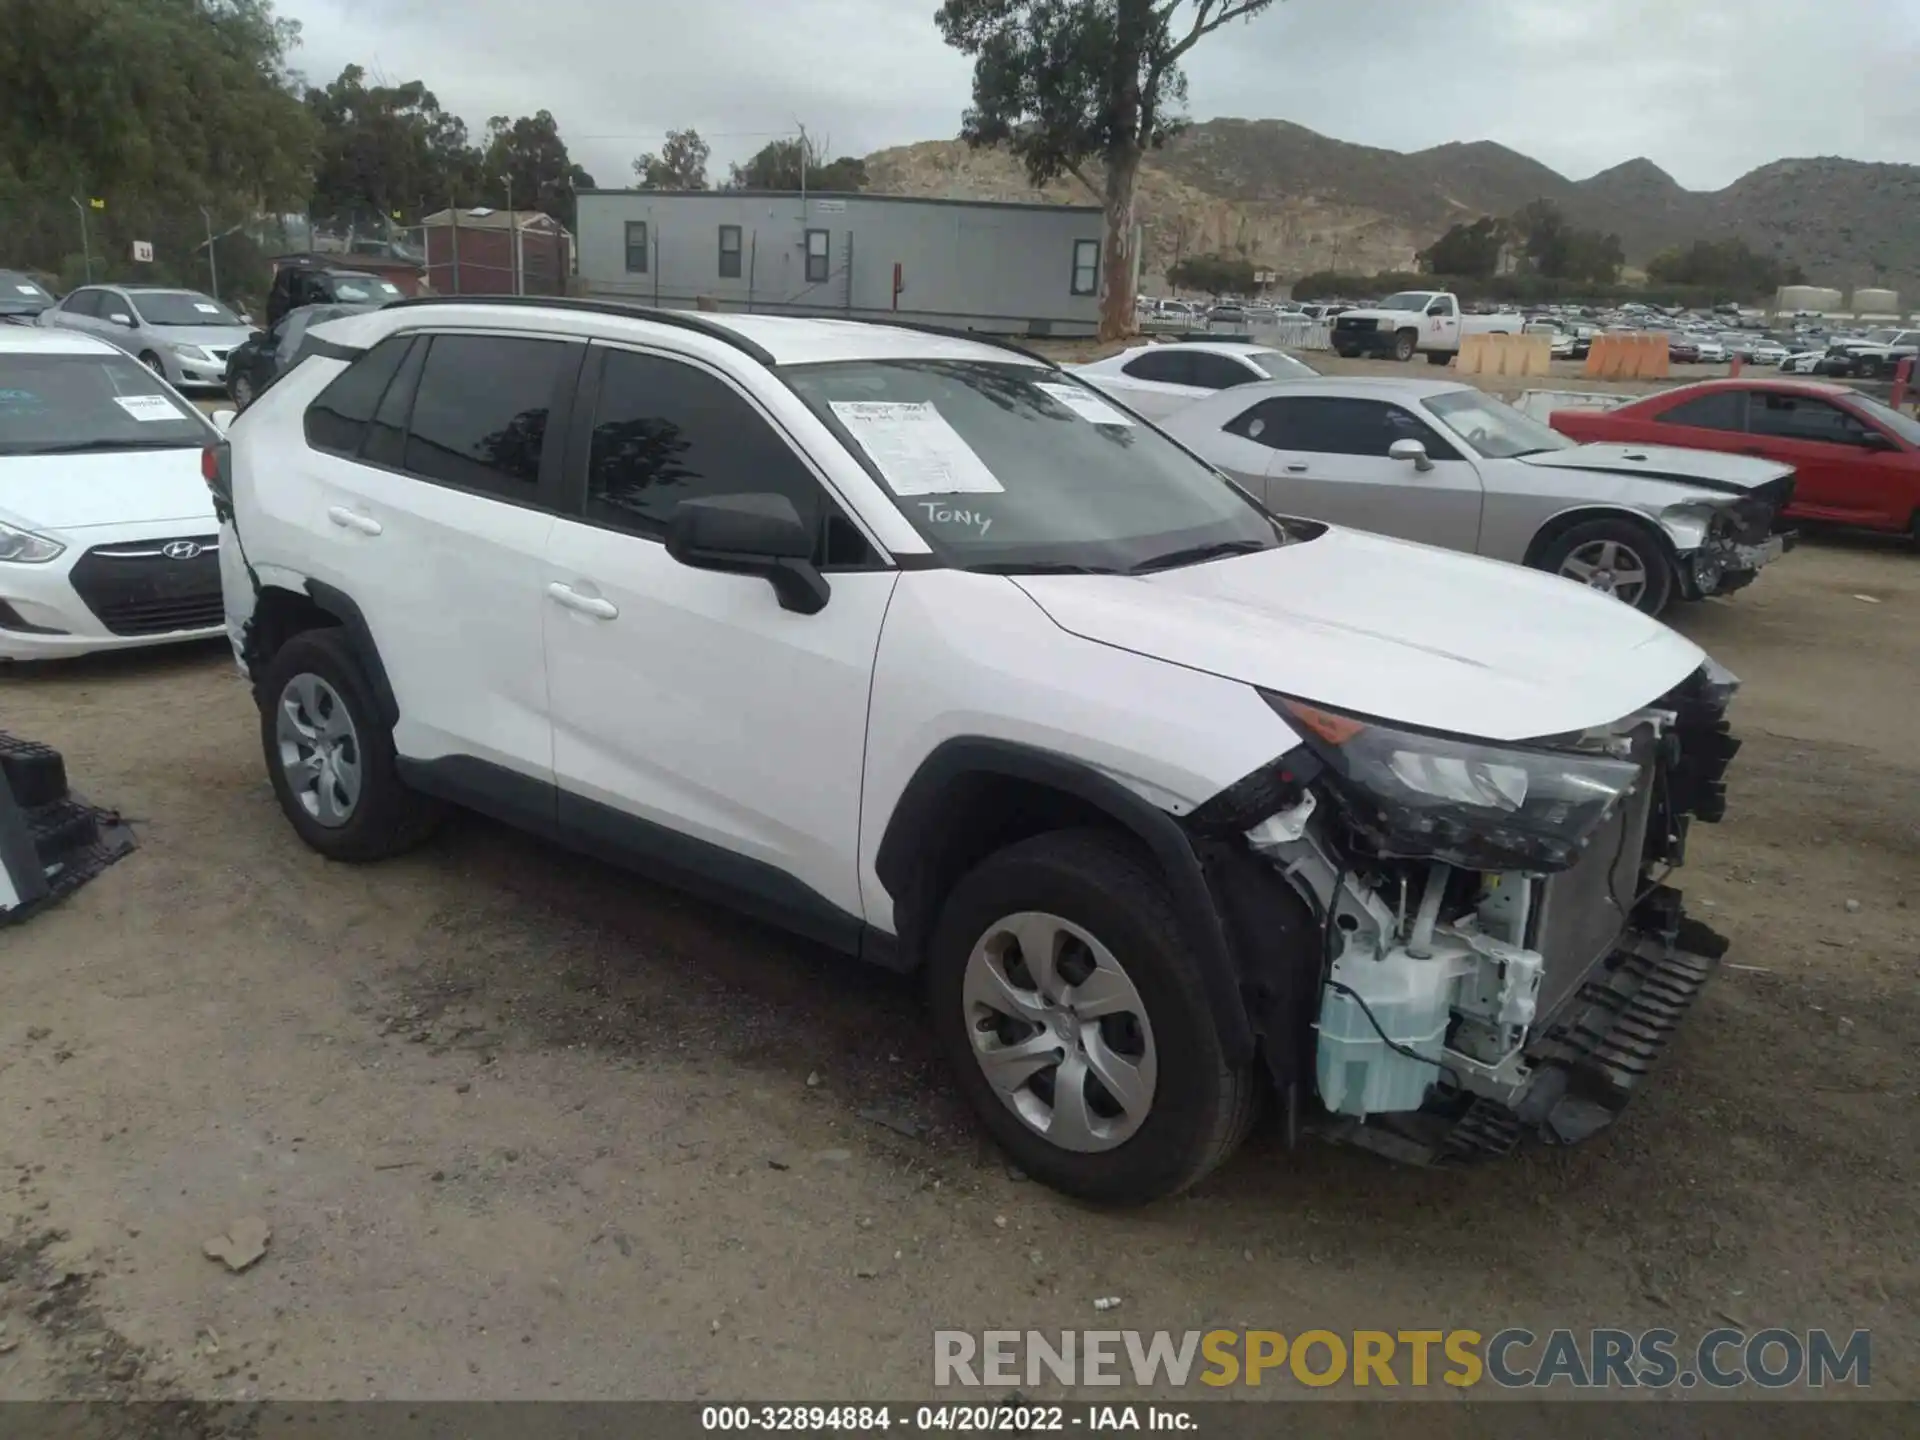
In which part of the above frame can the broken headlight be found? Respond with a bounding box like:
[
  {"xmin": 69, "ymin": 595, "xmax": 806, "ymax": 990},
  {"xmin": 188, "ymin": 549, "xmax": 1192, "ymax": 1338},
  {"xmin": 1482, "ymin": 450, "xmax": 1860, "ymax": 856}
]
[{"xmin": 1263, "ymin": 694, "xmax": 1641, "ymax": 872}]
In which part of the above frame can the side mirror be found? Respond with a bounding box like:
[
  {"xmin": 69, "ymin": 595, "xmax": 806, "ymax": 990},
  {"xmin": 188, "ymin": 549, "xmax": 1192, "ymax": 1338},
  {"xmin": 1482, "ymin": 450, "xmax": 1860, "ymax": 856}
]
[
  {"xmin": 666, "ymin": 493, "xmax": 828, "ymax": 614},
  {"xmin": 209, "ymin": 409, "xmax": 236, "ymax": 434},
  {"xmin": 108, "ymin": 312, "xmax": 133, "ymax": 328},
  {"xmin": 1858, "ymin": 429, "xmax": 1895, "ymax": 451},
  {"xmin": 1389, "ymin": 438, "xmax": 1434, "ymax": 472}
]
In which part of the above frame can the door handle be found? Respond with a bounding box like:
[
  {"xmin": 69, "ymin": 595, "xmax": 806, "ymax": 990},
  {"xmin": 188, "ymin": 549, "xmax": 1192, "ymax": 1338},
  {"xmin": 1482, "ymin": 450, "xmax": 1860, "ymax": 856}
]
[
  {"xmin": 546, "ymin": 582, "xmax": 618, "ymax": 620},
  {"xmin": 1283, "ymin": 462, "xmax": 1309, "ymax": 473},
  {"xmin": 326, "ymin": 506, "xmax": 382, "ymax": 536}
]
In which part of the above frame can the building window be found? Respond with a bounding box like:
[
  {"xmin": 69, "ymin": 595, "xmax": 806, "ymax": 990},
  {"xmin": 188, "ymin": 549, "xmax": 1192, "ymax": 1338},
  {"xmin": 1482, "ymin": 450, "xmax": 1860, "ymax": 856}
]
[
  {"xmin": 718, "ymin": 225, "xmax": 743, "ymax": 279},
  {"xmin": 1071, "ymin": 239, "xmax": 1100, "ymax": 296},
  {"xmin": 805, "ymin": 229, "xmax": 830, "ymax": 284},
  {"xmin": 625, "ymin": 221, "xmax": 649, "ymax": 274}
]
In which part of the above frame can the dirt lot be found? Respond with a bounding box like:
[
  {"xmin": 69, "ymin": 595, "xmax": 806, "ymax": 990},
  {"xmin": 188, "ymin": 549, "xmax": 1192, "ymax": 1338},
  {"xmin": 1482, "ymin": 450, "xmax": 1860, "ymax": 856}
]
[{"xmin": 1, "ymin": 524, "xmax": 1915, "ymax": 1404}]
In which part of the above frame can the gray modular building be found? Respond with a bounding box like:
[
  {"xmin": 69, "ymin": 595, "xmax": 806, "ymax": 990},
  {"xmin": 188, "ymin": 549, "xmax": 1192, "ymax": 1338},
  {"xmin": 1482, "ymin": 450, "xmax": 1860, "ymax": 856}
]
[{"xmin": 574, "ymin": 189, "xmax": 1120, "ymax": 337}]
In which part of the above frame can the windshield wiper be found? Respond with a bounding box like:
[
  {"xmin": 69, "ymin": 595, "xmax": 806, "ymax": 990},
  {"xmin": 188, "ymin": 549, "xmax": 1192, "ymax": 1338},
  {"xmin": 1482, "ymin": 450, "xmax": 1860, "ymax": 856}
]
[
  {"xmin": 1128, "ymin": 538, "xmax": 1269, "ymax": 574},
  {"xmin": 963, "ymin": 561, "xmax": 1125, "ymax": 576},
  {"xmin": 13, "ymin": 438, "xmax": 199, "ymax": 455}
]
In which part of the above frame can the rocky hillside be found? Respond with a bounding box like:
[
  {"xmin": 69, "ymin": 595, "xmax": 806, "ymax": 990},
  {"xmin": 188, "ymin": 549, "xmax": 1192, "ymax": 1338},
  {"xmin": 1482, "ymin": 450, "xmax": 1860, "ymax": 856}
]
[{"xmin": 862, "ymin": 119, "xmax": 1920, "ymax": 293}]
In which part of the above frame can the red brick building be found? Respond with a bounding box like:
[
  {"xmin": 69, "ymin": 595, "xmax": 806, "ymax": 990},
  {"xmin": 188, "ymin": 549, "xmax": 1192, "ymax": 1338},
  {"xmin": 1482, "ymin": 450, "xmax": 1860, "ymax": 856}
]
[{"xmin": 421, "ymin": 208, "xmax": 573, "ymax": 297}]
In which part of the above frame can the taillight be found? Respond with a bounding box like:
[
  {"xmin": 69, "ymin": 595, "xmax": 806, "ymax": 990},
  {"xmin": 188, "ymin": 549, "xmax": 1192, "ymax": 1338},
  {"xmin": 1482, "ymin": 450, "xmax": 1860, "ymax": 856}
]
[{"xmin": 202, "ymin": 443, "xmax": 234, "ymax": 520}]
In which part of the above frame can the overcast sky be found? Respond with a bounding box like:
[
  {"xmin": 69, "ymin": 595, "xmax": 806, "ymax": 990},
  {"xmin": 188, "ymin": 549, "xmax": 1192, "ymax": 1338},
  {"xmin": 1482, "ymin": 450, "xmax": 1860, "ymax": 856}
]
[{"xmin": 286, "ymin": 0, "xmax": 1920, "ymax": 193}]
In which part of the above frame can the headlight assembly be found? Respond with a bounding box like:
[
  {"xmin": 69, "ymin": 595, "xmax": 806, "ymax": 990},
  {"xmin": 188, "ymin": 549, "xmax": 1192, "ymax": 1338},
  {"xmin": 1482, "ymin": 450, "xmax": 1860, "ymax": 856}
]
[
  {"xmin": 1263, "ymin": 693, "xmax": 1641, "ymax": 872},
  {"xmin": 0, "ymin": 520, "xmax": 64, "ymax": 564}
]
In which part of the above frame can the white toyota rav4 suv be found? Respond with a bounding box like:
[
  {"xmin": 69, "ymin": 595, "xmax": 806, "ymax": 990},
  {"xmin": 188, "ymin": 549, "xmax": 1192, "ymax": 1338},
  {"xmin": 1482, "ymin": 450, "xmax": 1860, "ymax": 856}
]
[{"xmin": 215, "ymin": 298, "xmax": 1743, "ymax": 1202}]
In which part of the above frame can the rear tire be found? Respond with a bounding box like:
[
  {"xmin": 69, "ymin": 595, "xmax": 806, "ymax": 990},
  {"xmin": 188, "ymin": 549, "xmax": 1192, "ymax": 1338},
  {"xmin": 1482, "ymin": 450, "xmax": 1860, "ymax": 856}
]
[
  {"xmin": 1392, "ymin": 329, "xmax": 1418, "ymax": 362},
  {"xmin": 257, "ymin": 628, "xmax": 443, "ymax": 862},
  {"xmin": 1426, "ymin": 349, "xmax": 1453, "ymax": 366},
  {"xmin": 1535, "ymin": 518, "xmax": 1675, "ymax": 617},
  {"xmin": 926, "ymin": 828, "xmax": 1256, "ymax": 1204}
]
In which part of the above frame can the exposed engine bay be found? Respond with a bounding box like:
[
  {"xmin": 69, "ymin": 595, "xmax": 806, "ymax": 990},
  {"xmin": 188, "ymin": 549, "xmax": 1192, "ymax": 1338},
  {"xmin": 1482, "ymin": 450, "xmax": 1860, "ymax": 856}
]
[{"xmin": 1188, "ymin": 660, "xmax": 1743, "ymax": 1163}]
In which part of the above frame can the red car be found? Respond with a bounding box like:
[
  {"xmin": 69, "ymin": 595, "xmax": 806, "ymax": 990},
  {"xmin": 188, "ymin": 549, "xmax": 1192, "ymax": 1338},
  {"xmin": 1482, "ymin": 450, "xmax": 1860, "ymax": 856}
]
[{"xmin": 1552, "ymin": 379, "xmax": 1920, "ymax": 541}]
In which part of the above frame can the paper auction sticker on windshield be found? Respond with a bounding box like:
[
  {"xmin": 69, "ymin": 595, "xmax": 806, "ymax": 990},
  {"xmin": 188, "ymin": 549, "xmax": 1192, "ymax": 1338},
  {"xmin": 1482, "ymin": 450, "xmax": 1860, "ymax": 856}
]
[
  {"xmin": 1036, "ymin": 382, "xmax": 1134, "ymax": 426},
  {"xmin": 829, "ymin": 401, "xmax": 1004, "ymax": 495},
  {"xmin": 193, "ymin": 302, "xmax": 221, "ymax": 314},
  {"xmin": 16, "ymin": 285, "xmax": 39, "ymax": 295},
  {"xmin": 113, "ymin": 395, "xmax": 183, "ymax": 423}
]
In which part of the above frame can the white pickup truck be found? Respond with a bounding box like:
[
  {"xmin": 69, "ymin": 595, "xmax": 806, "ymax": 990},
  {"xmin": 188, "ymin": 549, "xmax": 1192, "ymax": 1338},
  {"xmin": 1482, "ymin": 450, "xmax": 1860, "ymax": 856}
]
[{"xmin": 1329, "ymin": 290, "xmax": 1524, "ymax": 365}]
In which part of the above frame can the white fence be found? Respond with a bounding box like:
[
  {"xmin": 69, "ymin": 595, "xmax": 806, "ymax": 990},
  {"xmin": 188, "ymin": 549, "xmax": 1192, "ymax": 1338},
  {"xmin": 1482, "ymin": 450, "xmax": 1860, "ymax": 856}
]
[
  {"xmin": 1252, "ymin": 316, "xmax": 1334, "ymax": 351},
  {"xmin": 1138, "ymin": 313, "xmax": 1334, "ymax": 351}
]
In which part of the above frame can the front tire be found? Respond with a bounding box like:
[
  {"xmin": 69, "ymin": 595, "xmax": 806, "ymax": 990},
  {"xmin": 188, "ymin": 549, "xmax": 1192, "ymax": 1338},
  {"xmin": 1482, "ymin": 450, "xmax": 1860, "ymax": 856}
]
[
  {"xmin": 1426, "ymin": 349, "xmax": 1453, "ymax": 366},
  {"xmin": 258, "ymin": 628, "xmax": 442, "ymax": 861},
  {"xmin": 1536, "ymin": 518, "xmax": 1674, "ymax": 616},
  {"xmin": 926, "ymin": 829, "xmax": 1256, "ymax": 1204},
  {"xmin": 231, "ymin": 372, "xmax": 255, "ymax": 410},
  {"xmin": 138, "ymin": 351, "xmax": 166, "ymax": 378},
  {"xmin": 1392, "ymin": 329, "xmax": 1418, "ymax": 362}
]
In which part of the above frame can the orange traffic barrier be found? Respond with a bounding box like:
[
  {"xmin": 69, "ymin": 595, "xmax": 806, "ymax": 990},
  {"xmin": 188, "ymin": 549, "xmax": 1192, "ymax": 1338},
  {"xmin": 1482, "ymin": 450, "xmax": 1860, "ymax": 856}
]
[
  {"xmin": 1457, "ymin": 332, "xmax": 1552, "ymax": 378},
  {"xmin": 1584, "ymin": 332, "xmax": 1669, "ymax": 380}
]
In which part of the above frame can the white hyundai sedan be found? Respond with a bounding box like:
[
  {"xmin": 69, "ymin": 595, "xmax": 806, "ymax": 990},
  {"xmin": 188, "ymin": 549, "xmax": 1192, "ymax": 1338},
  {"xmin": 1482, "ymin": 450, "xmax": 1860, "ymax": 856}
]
[{"xmin": 0, "ymin": 328, "xmax": 231, "ymax": 660}]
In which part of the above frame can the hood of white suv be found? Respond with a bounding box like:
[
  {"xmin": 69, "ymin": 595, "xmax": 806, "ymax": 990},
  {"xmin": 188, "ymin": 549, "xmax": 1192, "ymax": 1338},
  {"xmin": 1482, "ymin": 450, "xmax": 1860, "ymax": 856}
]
[
  {"xmin": 1012, "ymin": 527, "xmax": 1704, "ymax": 742},
  {"xmin": 0, "ymin": 448, "xmax": 216, "ymax": 533}
]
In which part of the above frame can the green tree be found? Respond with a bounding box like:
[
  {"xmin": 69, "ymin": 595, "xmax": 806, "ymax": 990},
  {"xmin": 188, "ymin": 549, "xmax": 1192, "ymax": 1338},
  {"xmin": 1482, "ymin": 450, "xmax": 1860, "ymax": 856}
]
[
  {"xmin": 633, "ymin": 128, "xmax": 710, "ymax": 189},
  {"xmin": 0, "ymin": 0, "xmax": 313, "ymax": 281},
  {"xmin": 1646, "ymin": 237, "xmax": 1794, "ymax": 297},
  {"xmin": 1416, "ymin": 216, "xmax": 1508, "ymax": 278},
  {"xmin": 724, "ymin": 136, "xmax": 868, "ymax": 192},
  {"xmin": 1166, "ymin": 252, "xmax": 1256, "ymax": 295},
  {"xmin": 936, "ymin": 0, "xmax": 1282, "ymax": 340},
  {"xmin": 306, "ymin": 65, "xmax": 481, "ymax": 225},
  {"xmin": 480, "ymin": 110, "xmax": 595, "ymax": 229}
]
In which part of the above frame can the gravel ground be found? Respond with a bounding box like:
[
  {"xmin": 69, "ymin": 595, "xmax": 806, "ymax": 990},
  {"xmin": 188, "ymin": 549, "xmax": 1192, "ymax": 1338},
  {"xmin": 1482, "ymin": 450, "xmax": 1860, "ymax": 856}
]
[{"xmin": 0, "ymin": 511, "xmax": 1913, "ymax": 1411}]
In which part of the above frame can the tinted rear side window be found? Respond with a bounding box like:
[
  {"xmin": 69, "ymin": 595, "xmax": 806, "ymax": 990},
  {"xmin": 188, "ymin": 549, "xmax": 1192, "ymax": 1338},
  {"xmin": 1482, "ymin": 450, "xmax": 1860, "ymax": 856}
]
[
  {"xmin": 303, "ymin": 335, "xmax": 411, "ymax": 456},
  {"xmin": 1186, "ymin": 353, "xmax": 1258, "ymax": 390},
  {"xmin": 404, "ymin": 334, "xmax": 570, "ymax": 495},
  {"xmin": 1229, "ymin": 396, "xmax": 1459, "ymax": 460},
  {"xmin": 1658, "ymin": 391, "xmax": 1746, "ymax": 431},
  {"xmin": 1120, "ymin": 350, "xmax": 1193, "ymax": 385}
]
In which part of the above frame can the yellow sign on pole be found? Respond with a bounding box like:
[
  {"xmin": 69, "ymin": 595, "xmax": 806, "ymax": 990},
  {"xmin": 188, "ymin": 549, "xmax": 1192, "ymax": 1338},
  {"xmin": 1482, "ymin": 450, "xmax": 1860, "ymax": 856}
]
[{"xmin": 88, "ymin": 197, "xmax": 105, "ymax": 210}]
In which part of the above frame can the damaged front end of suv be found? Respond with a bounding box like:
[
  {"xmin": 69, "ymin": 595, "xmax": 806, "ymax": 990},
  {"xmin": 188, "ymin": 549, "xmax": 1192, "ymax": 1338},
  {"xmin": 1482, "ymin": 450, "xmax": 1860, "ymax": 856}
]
[{"xmin": 1188, "ymin": 658, "xmax": 1742, "ymax": 1163}]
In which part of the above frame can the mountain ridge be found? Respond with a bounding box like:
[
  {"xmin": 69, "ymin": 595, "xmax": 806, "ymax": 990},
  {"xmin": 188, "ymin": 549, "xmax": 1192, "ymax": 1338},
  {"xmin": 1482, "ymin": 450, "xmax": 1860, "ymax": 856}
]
[{"xmin": 860, "ymin": 118, "xmax": 1918, "ymax": 292}]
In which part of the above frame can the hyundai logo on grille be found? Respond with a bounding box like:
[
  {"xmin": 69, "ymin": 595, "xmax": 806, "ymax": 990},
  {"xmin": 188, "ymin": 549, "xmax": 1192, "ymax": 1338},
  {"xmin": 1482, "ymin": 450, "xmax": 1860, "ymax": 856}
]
[{"xmin": 162, "ymin": 540, "xmax": 203, "ymax": 561}]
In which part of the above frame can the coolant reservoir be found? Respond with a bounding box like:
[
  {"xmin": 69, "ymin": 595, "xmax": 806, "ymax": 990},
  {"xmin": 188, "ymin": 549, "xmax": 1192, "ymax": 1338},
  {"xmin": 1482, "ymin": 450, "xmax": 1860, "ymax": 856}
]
[{"xmin": 1315, "ymin": 943, "xmax": 1461, "ymax": 1118}]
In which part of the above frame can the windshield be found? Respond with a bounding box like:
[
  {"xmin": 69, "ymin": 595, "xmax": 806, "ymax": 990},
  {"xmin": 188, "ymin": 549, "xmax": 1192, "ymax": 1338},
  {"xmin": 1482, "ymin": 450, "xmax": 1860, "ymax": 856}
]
[
  {"xmin": 1849, "ymin": 393, "xmax": 1920, "ymax": 448},
  {"xmin": 1423, "ymin": 388, "xmax": 1574, "ymax": 459},
  {"xmin": 1377, "ymin": 292, "xmax": 1436, "ymax": 311},
  {"xmin": 130, "ymin": 292, "xmax": 242, "ymax": 326},
  {"xmin": 0, "ymin": 353, "xmax": 211, "ymax": 455},
  {"xmin": 783, "ymin": 359, "xmax": 1290, "ymax": 573},
  {"xmin": 1245, "ymin": 349, "xmax": 1317, "ymax": 380},
  {"xmin": 0, "ymin": 273, "xmax": 53, "ymax": 316},
  {"xmin": 1864, "ymin": 329, "xmax": 1898, "ymax": 345},
  {"xmin": 329, "ymin": 276, "xmax": 402, "ymax": 303}
]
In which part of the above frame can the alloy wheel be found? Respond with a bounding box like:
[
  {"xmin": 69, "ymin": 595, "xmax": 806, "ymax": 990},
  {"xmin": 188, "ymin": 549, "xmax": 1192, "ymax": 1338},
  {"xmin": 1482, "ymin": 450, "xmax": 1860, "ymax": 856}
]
[
  {"xmin": 1559, "ymin": 538, "xmax": 1649, "ymax": 608},
  {"xmin": 961, "ymin": 911, "xmax": 1157, "ymax": 1152},
  {"xmin": 275, "ymin": 672, "xmax": 362, "ymax": 828}
]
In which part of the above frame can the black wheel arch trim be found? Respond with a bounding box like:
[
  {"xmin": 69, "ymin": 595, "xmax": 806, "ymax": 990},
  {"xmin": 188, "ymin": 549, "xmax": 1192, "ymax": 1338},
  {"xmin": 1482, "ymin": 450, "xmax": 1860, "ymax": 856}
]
[
  {"xmin": 874, "ymin": 736, "xmax": 1256, "ymax": 1063},
  {"xmin": 300, "ymin": 580, "xmax": 401, "ymax": 729}
]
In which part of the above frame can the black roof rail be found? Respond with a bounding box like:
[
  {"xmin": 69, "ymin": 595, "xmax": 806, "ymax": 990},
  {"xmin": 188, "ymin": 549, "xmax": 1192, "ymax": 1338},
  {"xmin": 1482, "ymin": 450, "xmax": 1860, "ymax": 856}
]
[
  {"xmin": 379, "ymin": 294, "xmax": 778, "ymax": 366},
  {"xmin": 820, "ymin": 315, "xmax": 1059, "ymax": 367}
]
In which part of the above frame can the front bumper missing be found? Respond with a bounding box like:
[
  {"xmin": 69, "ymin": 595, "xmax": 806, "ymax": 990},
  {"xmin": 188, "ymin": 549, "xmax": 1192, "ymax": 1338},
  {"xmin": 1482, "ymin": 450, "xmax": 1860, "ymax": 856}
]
[{"xmin": 1321, "ymin": 914, "xmax": 1728, "ymax": 1165}]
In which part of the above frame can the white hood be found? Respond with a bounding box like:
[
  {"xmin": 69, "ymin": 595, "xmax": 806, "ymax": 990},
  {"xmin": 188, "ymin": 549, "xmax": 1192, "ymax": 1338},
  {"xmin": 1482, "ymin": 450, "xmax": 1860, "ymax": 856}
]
[
  {"xmin": 0, "ymin": 448, "xmax": 216, "ymax": 534},
  {"xmin": 1013, "ymin": 528, "xmax": 1705, "ymax": 742},
  {"xmin": 1524, "ymin": 443, "xmax": 1792, "ymax": 492}
]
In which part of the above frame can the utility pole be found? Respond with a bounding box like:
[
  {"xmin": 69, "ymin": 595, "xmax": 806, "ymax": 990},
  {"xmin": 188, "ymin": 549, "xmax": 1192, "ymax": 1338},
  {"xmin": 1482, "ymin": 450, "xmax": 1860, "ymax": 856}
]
[
  {"xmin": 500, "ymin": 173, "xmax": 520, "ymax": 295},
  {"xmin": 200, "ymin": 207, "xmax": 219, "ymax": 300},
  {"xmin": 70, "ymin": 197, "xmax": 92, "ymax": 282}
]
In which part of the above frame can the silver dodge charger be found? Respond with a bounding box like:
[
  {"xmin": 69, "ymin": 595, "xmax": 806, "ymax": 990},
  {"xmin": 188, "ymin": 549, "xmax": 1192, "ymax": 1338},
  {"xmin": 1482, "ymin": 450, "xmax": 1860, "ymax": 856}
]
[{"xmin": 1161, "ymin": 377, "xmax": 1793, "ymax": 616}]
